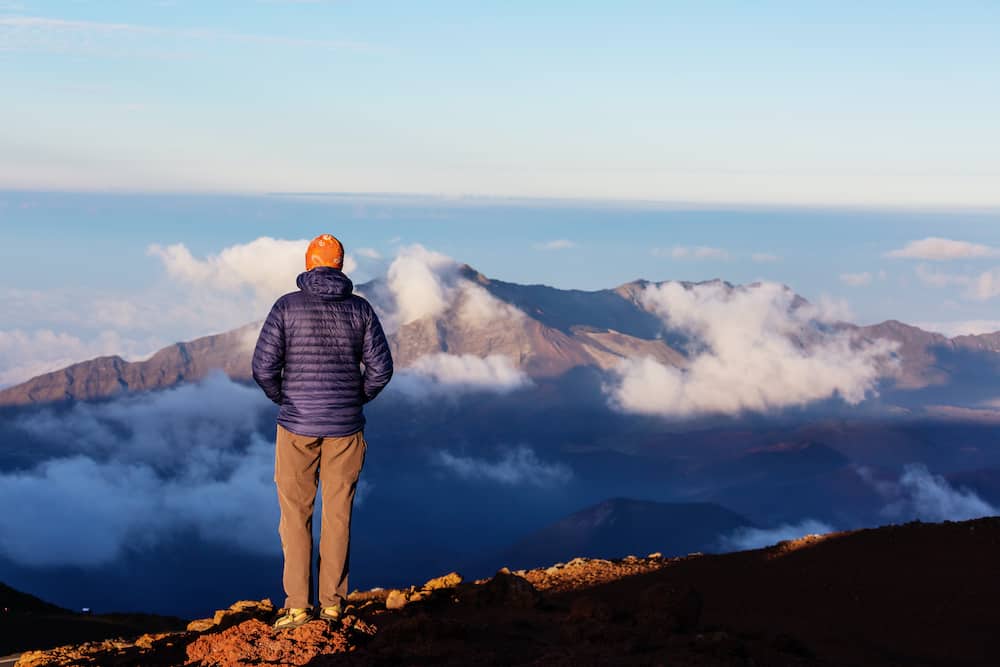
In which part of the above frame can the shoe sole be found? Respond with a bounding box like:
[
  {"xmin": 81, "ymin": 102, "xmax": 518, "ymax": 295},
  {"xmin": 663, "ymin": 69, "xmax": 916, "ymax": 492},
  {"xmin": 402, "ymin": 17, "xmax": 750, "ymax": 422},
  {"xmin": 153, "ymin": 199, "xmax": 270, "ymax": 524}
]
[{"xmin": 273, "ymin": 616, "xmax": 312, "ymax": 631}]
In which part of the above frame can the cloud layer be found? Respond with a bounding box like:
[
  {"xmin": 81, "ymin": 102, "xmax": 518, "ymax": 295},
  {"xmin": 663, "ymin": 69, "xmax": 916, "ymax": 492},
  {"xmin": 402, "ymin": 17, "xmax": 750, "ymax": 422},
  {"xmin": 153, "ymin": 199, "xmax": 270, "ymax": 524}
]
[
  {"xmin": 0, "ymin": 375, "xmax": 282, "ymax": 566},
  {"xmin": 606, "ymin": 281, "xmax": 896, "ymax": 418},
  {"xmin": 433, "ymin": 446, "xmax": 572, "ymax": 487}
]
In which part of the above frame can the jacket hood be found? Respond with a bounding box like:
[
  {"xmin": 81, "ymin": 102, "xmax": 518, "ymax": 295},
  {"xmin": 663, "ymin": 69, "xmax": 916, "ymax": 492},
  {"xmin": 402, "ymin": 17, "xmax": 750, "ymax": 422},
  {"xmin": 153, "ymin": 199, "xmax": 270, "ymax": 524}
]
[{"xmin": 296, "ymin": 266, "xmax": 354, "ymax": 301}]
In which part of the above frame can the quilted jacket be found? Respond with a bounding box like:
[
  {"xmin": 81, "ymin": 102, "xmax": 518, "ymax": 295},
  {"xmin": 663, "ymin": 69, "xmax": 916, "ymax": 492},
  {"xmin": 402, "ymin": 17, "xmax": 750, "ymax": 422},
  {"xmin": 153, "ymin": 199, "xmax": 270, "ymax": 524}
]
[{"xmin": 252, "ymin": 266, "xmax": 393, "ymax": 437}]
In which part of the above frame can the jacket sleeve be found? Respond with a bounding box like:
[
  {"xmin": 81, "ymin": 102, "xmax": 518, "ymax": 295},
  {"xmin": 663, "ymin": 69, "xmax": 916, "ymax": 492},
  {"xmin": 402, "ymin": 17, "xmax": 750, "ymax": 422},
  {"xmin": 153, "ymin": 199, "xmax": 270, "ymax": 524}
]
[
  {"xmin": 361, "ymin": 304, "xmax": 393, "ymax": 403},
  {"xmin": 252, "ymin": 301, "xmax": 286, "ymax": 405}
]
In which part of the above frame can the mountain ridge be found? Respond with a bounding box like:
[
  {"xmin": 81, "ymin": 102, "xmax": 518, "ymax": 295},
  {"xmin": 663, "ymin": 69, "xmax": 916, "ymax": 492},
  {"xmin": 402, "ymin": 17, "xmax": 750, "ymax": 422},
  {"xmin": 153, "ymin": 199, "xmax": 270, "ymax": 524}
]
[{"xmin": 1, "ymin": 270, "xmax": 997, "ymax": 407}]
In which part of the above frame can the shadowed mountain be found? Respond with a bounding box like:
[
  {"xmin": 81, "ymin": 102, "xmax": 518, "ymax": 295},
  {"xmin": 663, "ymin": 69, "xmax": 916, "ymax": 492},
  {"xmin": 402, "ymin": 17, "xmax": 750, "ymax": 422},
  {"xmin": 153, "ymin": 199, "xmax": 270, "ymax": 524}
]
[
  {"xmin": 502, "ymin": 497, "xmax": 754, "ymax": 569},
  {"xmin": 0, "ymin": 581, "xmax": 186, "ymax": 656}
]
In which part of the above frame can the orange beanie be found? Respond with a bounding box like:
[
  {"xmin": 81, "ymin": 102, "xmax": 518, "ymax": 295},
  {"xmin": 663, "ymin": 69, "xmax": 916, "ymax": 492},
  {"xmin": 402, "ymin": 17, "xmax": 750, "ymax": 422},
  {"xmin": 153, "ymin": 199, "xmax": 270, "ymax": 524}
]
[{"xmin": 305, "ymin": 234, "xmax": 345, "ymax": 270}]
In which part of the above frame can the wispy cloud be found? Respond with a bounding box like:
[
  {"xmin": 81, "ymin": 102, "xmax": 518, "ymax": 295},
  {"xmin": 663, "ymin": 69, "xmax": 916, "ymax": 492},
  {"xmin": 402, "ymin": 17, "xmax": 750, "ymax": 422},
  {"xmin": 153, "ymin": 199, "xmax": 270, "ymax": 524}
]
[
  {"xmin": 433, "ymin": 446, "xmax": 572, "ymax": 487},
  {"xmin": 652, "ymin": 245, "xmax": 730, "ymax": 260},
  {"xmin": 913, "ymin": 320, "xmax": 1000, "ymax": 337},
  {"xmin": 0, "ymin": 328, "xmax": 162, "ymax": 388},
  {"xmin": 858, "ymin": 463, "xmax": 998, "ymax": 522},
  {"xmin": 886, "ymin": 237, "xmax": 1000, "ymax": 261},
  {"xmin": 533, "ymin": 239, "xmax": 576, "ymax": 251},
  {"xmin": 914, "ymin": 264, "xmax": 1000, "ymax": 301},
  {"xmin": 720, "ymin": 519, "xmax": 834, "ymax": 551},
  {"xmin": 839, "ymin": 271, "xmax": 873, "ymax": 287},
  {"xmin": 751, "ymin": 253, "xmax": 780, "ymax": 263},
  {"xmin": 0, "ymin": 15, "xmax": 376, "ymax": 57}
]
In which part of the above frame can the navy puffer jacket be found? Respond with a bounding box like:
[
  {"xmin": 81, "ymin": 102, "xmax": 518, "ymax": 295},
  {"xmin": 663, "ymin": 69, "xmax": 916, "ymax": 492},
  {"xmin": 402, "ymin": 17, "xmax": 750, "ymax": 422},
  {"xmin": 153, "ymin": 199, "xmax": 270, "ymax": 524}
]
[{"xmin": 252, "ymin": 267, "xmax": 393, "ymax": 437}]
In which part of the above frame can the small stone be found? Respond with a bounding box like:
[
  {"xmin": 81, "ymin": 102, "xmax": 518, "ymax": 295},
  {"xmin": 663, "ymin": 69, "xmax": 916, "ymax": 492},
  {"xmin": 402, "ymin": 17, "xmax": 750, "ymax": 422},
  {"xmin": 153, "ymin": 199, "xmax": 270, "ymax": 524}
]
[
  {"xmin": 187, "ymin": 618, "xmax": 215, "ymax": 632},
  {"xmin": 423, "ymin": 571, "xmax": 463, "ymax": 590},
  {"xmin": 385, "ymin": 589, "xmax": 409, "ymax": 610},
  {"xmin": 474, "ymin": 570, "xmax": 541, "ymax": 609}
]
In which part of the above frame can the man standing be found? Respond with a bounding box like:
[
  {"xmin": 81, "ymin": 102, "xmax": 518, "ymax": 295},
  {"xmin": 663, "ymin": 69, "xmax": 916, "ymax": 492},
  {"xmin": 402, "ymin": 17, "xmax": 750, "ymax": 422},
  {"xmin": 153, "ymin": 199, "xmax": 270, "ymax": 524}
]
[{"xmin": 252, "ymin": 234, "xmax": 393, "ymax": 629}]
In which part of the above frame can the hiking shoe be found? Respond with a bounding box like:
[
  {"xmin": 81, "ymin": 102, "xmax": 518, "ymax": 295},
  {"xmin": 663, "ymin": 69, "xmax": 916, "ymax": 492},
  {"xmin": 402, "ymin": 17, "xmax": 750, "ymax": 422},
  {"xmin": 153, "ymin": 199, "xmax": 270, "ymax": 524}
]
[
  {"xmin": 273, "ymin": 607, "xmax": 312, "ymax": 630},
  {"xmin": 318, "ymin": 604, "xmax": 341, "ymax": 622}
]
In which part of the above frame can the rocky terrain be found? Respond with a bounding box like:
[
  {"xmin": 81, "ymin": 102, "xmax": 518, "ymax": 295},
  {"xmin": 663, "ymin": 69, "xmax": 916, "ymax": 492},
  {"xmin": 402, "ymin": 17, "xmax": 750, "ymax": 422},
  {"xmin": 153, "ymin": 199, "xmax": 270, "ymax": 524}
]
[{"xmin": 11, "ymin": 516, "xmax": 1000, "ymax": 666}]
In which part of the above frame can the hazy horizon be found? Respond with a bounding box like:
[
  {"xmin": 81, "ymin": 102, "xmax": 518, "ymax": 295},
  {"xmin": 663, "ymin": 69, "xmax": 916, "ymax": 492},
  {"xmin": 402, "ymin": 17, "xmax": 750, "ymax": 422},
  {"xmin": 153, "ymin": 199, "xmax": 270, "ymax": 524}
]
[{"xmin": 3, "ymin": 2, "xmax": 999, "ymax": 206}]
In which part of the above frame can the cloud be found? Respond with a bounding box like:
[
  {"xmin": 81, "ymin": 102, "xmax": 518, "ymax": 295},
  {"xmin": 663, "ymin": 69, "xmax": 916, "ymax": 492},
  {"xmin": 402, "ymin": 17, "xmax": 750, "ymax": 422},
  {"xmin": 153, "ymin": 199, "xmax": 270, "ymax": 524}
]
[
  {"xmin": 886, "ymin": 237, "xmax": 1000, "ymax": 261},
  {"xmin": 652, "ymin": 246, "xmax": 730, "ymax": 260},
  {"xmin": 381, "ymin": 245, "xmax": 458, "ymax": 325},
  {"xmin": 605, "ymin": 281, "xmax": 896, "ymax": 418},
  {"xmin": 148, "ymin": 237, "xmax": 359, "ymax": 308},
  {"xmin": 0, "ymin": 375, "xmax": 290, "ymax": 567},
  {"xmin": 971, "ymin": 268, "xmax": 1000, "ymax": 300},
  {"xmin": 14, "ymin": 373, "xmax": 271, "ymax": 469},
  {"xmin": 751, "ymin": 253, "xmax": 780, "ymax": 263},
  {"xmin": 860, "ymin": 463, "xmax": 998, "ymax": 522},
  {"xmin": 355, "ymin": 247, "xmax": 382, "ymax": 259},
  {"xmin": 720, "ymin": 519, "xmax": 834, "ymax": 551},
  {"xmin": 534, "ymin": 239, "xmax": 576, "ymax": 251},
  {"xmin": 0, "ymin": 373, "xmax": 376, "ymax": 567},
  {"xmin": 914, "ymin": 264, "xmax": 971, "ymax": 288},
  {"xmin": 839, "ymin": 271, "xmax": 873, "ymax": 287},
  {"xmin": 433, "ymin": 446, "xmax": 572, "ymax": 487},
  {"xmin": 375, "ymin": 244, "xmax": 525, "ymax": 331},
  {"xmin": 392, "ymin": 353, "xmax": 531, "ymax": 398},
  {"xmin": 913, "ymin": 264, "xmax": 1000, "ymax": 301}
]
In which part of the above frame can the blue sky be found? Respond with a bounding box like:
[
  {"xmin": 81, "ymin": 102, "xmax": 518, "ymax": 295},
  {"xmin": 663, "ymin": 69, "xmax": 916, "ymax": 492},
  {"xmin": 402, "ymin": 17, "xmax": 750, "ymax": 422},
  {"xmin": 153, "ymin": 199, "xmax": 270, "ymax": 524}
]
[{"xmin": 2, "ymin": 1, "xmax": 999, "ymax": 205}]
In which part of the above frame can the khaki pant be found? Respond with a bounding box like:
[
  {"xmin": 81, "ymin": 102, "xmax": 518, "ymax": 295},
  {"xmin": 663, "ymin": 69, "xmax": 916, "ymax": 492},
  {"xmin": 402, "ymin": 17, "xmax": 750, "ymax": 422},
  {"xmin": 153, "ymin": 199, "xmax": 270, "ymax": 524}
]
[{"xmin": 274, "ymin": 423, "xmax": 367, "ymax": 609}]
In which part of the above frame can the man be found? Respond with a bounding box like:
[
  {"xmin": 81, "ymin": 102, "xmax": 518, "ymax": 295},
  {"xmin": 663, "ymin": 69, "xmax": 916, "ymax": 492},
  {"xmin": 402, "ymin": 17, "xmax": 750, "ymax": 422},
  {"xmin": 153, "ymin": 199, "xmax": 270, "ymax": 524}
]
[{"xmin": 252, "ymin": 233, "xmax": 393, "ymax": 630}]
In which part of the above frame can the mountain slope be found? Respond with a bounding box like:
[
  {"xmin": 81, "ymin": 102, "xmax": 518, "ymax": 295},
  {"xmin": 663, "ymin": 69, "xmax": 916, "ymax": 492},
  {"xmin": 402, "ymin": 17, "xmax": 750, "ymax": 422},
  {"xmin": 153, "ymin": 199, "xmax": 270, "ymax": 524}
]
[{"xmin": 0, "ymin": 323, "xmax": 259, "ymax": 407}]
